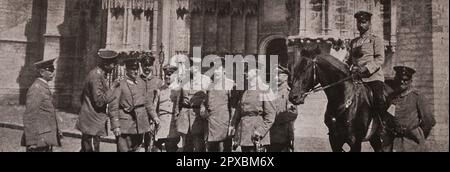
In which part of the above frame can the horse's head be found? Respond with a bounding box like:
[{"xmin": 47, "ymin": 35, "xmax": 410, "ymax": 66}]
[{"xmin": 289, "ymin": 47, "xmax": 321, "ymax": 105}]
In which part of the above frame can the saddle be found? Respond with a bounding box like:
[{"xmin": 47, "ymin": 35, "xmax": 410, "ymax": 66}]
[{"xmin": 352, "ymin": 82, "xmax": 392, "ymax": 109}]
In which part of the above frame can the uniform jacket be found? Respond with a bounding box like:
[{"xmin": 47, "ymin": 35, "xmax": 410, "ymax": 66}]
[
  {"xmin": 389, "ymin": 89, "xmax": 436, "ymax": 139},
  {"xmin": 76, "ymin": 67, "xmax": 115, "ymax": 136},
  {"xmin": 205, "ymin": 78, "xmax": 236, "ymax": 142},
  {"xmin": 348, "ymin": 32, "xmax": 385, "ymax": 82},
  {"xmin": 142, "ymin": 75, "xmax": 163, "ymax": 106},
  {"xmin": 155, "ymin": 85, "xmax": 181, "ymax": 140},
  {"xmin": 270, "ymin": 84, "xmax": 298, "ymax": 144},
  {"xmin": 21, "ymin": 78, "xmax": 60, "ymax": 147},
  {"xmin": 109, "ymin": 77, "xmax": 157, "ymax": 134},
  {"xmin": 177, "ymin": 75, "xmax": 211, "ymax": 135},
  {"xmin": 233, "ymin": 88, "xmax": 276, "ymax": 147}
]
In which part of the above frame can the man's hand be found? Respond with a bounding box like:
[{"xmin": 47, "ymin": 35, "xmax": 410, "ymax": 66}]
[
  {"xmin": 153, "ymin": 117, "xmax": 161, "ymax": 126},
  {"xmin": 252, "ymin": 131, "xmax": 262, "ymax": 141},
  {"xmin": 351, "ymin": 66, "xmax": 366, "ymax": 73},
  {"xmin": 57, "ymin": 130, "xmax": 64, "ymax": 140},
  {"xmin": 351, "ymin": 66, "xmax": 369, "ymax": 78},
  {"xmin": 200, "ymin": 105, "xmax": 206, "ymax": 114},
  {"xmin": 113, "ymin": 128, "xmax": 121, "ymax": 137}
]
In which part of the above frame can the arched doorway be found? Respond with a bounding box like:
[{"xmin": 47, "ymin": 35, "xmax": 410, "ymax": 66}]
[
  {"xmin": 265, "ymin": 38, "xmax": 288, "ymax": 68},
  {"xmin": 259, "ymin": 36, "xmax": 288, "ymax": 83}
]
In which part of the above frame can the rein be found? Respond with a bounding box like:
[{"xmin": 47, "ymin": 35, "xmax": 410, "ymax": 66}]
[{"xmin": 303, "ymin": 58, "xmax": 353, "ymax": 96}]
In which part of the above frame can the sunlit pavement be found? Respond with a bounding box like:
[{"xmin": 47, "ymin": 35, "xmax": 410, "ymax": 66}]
[{"xmin": 0, "ymin": 91, "xmax": 446, "ymax": 152}]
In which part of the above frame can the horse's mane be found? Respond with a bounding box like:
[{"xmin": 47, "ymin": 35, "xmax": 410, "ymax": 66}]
[
  {"xmin": 293, "ymin": 44, "xmax": 350, "ymax": 78},
  {"xmin": 316, "ymin": 53, "xmax": 351, "ymax": 76}
]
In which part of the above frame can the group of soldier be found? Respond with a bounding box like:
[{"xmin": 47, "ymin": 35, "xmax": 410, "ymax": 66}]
[
  {"xmin": 20, "ymin": 51, "xmax": 297, "ymax": 152},
  {"xmin": 20, "ymin": 10, "xmax": 435, "ymax": 152}
]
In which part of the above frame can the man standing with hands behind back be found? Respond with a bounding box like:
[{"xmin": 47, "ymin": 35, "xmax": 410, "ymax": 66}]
[
  {"xmin": 21, "ymin": 58, "xmax": 62, "ymax": 152},
  {"xmin": 384, "ymin": 66, "xmax": 436, "ymax": 152}
]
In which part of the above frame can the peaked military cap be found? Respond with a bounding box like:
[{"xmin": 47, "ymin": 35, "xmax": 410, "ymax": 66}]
[
  {"xmin": 277, "ymin": 65, "xmax": 290, "ymax": 75},
  {"xmin": 141, "ymin": 53, "xmax": 155, "ymax": 67},
  {"xmin": 98, "ymin": 49, "xmax": 119, "ymax": 59},
  {"xmin": 124, "ymin": 58, "xmax": 140, "ymax": 70},
  {"xmin": 34, "ymin": 58, "xmax": 56, "ymax": 72},
  {"xmin": 163, "ymin": 66, "xmax": 178, "ymax": 75},
  {"xmin": 354, "ymin": 11, "xmax": 372, "ymax": 22},
  {"xmin": 394, "ymin": 66, "xmax": 416, "ymax": 79}
]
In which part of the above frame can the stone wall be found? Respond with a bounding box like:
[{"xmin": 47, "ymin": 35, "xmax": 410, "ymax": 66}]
[
  {"xmin": 431, "ymin": 0, "xmax": 449, "ymax": 150},
  {"xmin": 393, "ymin": 0, "xmax": 448, "ymax": 150},
  {"xmin": 0, "ymin": 0, "xmax": 46, "ymax": 105},
  {"xmin": 0, "ymin": 0, "xmax": 106, "ymax": 113}
]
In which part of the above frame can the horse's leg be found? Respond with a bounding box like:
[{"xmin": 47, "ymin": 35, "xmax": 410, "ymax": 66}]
[
  {"xmin": 350, "ymin": 141, "xmax": 362, "ymax": 152},
  {"xmin": 325, "ymin": 110, "xmax": 344, "ymax": 152},
  {"xmin": 369, "ymin": 135, "xmax": 383, "ymax": 152},
  {"xmin": 380, "ymin": 133, "xmax": 395, "ymax": 152},
  {"xmin": 329, "ymin": 132, "xmax": 345, "ymax": 152}
]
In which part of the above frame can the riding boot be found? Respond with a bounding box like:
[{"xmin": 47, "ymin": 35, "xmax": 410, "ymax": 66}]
[
  {"xmin": 366, "ymin": 81, "xmax": 391, "ymax": 135},
  {"xmin": 376, "ymin": 109, "xmax": 388, "ymax": 136}
]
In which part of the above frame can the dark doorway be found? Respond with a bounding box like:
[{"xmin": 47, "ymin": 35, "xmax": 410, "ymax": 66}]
[{"xmin": 266, "ymin": 38, "xmax": 288, "ymax": 68}]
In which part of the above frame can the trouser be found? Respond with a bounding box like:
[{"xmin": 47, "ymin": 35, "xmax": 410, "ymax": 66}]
[
  {"xmin": 27, "ymin": 146, "xmax": 53, "ymax": 152},
  {"xmin": 207, "ymin": 139, "xmax": 233, "ymax": 152},
  {"xmin": 153, "ymin": 138, "xmax": 180, "ymax": 152},
  {"xmin": 116, "ymin": 132, "xmax": 152, "ymax": 152},
  {"xmin": 267, "ymin": 143, "xmax": 291, "ymax": 152},
  {"xmin": 365, "ymin": 81, "xmax": 400, "ymax": 135},
  {"xmin": 181, "ymin": 133, "xmax": 205, "ymax": 152},
  {"xmin": 382, "ymin": 127, "xmax": 426, "ymax": 152},
  {"xmin": 241, "ymin": 146, "xmax": 267, "ymax": 152},
  {"xmin": 80, "ymin": 134, "xmax": 100, "ymax": 152}
]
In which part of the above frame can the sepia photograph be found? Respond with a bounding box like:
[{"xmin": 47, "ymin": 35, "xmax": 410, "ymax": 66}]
[{"xmin": 0, "ymin": 0, "xmax": 448, "ymax": 155}]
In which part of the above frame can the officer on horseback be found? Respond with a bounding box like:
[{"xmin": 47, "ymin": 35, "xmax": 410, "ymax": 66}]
[{"xmin": 346, "ymin": 11, "xmax": 387, "ymax": 126}]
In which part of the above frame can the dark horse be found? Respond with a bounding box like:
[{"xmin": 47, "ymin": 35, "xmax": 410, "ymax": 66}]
[{"xmin": 288, "ymin": 47, "xmax": 392, "ymax": 152}]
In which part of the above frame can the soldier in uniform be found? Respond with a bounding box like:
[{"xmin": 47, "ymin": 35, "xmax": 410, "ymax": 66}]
[
  {"xmin": 76, "ymin": 50, "xmax": 118, "ymax": 152},
  {"xmin": 384, "ymin": 66, "xmax": 436, "ymax": 152},
  {"xmin": 268, "ymin": 66, "xmax": 298, "ymax": 152},
  {"xmin": 21, "ymin": 59, "xmax": 62, "ymax": 152},
  {"xmin": 346, "ymin": 11, "xmax": 387, "ymax": 124},
  {"xmin": 204, "ymin": 63, "xmax": 236, "ymax": 152},
  {"xmin": 178, "ymin": 59, "xmax": 211, "ymax": 152},
  {"xmin": 140, "ymin": 54, "xmax": 164, "ymax": 151},
  {"xmin": 153, "ymin": 66, "xmax": 182, "ymax": 152},
  {"xmin": 109, "ymin": 58, "xmax": 160, "ymax": 152},
  {"xmin": 231, "ymin": 61, "xmax": 276, "ymax": 152}
]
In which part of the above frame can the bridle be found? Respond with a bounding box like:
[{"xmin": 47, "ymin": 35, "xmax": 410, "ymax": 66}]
[{"xmin": 295, "ymin": 57, "xmax": 353, "ymax": 97}]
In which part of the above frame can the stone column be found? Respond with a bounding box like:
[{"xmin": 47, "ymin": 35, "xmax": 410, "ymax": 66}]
[
  {"xmin": 152, "ymin": 0, "xmax": 159, "ymax": 52},
  {"xmin": 390, "ymin": 0, "xmax": 398, "ymax": 49},
  {"xmin": 432, "ymin": 0, "xmax": 449, "ymax": 150},
  {"xmin": 299, "ymin": 0, "xmax": 307, "ymax": 36}
]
